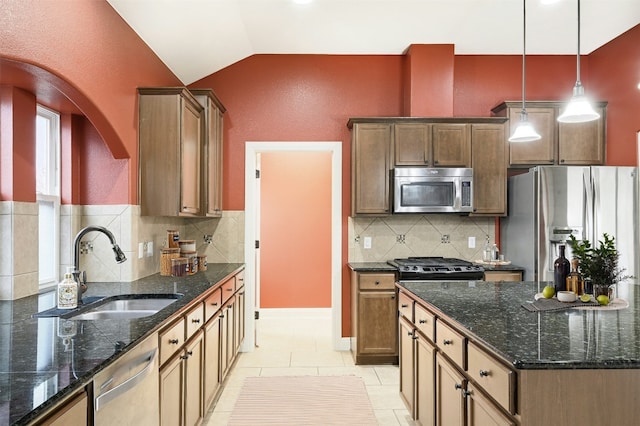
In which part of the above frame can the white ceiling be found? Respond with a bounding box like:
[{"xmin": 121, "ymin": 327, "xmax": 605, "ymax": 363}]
[{"xmin": 107, "ymin": 0, "xmax": 640, "ymax": 85}]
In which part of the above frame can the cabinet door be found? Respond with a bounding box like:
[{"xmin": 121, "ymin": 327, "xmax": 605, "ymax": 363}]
[
  {"xmin": 432, "ymin": 124, "xmax": 471, "ymax": 167},
  {"xmin": 399, "ymin": 317, "xmax": 415, "ymax": 415},
  {"xmin": 38, "ymin": 391, "xmax": 88, "ymax": 426},
  {"xmin": 235, "ymin": 287, "xmax": 245, "ymax": 353},
  {"xmin": 508, "ymin": 107, "xmax": 556, "ymax": 166},
  {"xmin": 416, "ymin": 333, "xmax": 436, "ymax": 426},
  {"xmin": 351, "ymin": 123, "xmax": 393, "ymax": 215},
  {"xmin": 160, "ymin": 355, "xmax": 183, "ymax": 426},
  {"xmin": 180, "ymin": 98, "xmax": 202, "ymax": 215},
  {"xmin": 436, "ymin": 353, "xmax": 466, "ymax": 426},
  {"xmin": 203, "ymin": 313, "xmax": 221, "ymax": 410},
  {"xmin": 558, "ymin": 106, "xmax": 606, "ymax": 165},
  {"xmin": 483, "ymin": 271, "xmax": 522, "ymax": 282},
  {"xmin": 395, "ymin": 123, "xmax": 431, "ymax": 166},
  {"xmin": 466, "ymin": 383, "xmax": 515, "ymax": 426},
  {"xmin": 358, "ymin": 291, "xmax": 398, "ymax": 355},
  {"xmin": 470, "ymin": 123, "xmax": 507, "ymax": 215},
  {"xmin": 184, "ymin": 332, "xmax": 204, "ymax": 426}
]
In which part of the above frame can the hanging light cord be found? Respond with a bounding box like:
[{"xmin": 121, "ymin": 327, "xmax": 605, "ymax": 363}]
[
  {"xmin": 575, "ymin": 0, "xmax": 582, "ymax": 86},
  {"xmin": 520, "ymin": 0, "xmax": 528, "ymax": 114}
]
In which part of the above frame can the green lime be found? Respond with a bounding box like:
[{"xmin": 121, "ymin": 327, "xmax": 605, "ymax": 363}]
[
  {"xmin": 596, "ymin": 295, "xmax": 610, "ymax": 305},
  {"xmin": 579, "ymin": 294, "xmax": 591, "ymax": 303},
  {"xmin": 542, "ymin": 286, "xmax": 555, "ymax": 299}
]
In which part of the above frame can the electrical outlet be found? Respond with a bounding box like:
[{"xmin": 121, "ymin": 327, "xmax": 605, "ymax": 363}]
[
  {"xmin": 146, "ymin": 241, "xmax": 154, "ymax": 257},
  {"xmin": 441, "ymin": 234, "xmax": 450, "ymax": 244},
  {"xmin": 468, "ymin": 236, "xmax": 476, "ymax": 248},
  {"xmin": 363, "ymin": 236, "xmax": 372, "ymax": 249}
]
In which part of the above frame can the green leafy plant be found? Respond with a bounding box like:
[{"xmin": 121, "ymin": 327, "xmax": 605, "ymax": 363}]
[{"xmin": 568, "ymin": 233, "xmax": 629, "ymax": 285}]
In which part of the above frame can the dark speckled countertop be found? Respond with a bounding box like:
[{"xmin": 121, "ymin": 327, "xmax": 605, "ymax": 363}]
[
  {"xmin": 0, "ymin": 263, "xmax": 244, "ymax": 426},
  {"xmin": 398, "ymin": 280, "xmax": 640, "ymax": 370}
]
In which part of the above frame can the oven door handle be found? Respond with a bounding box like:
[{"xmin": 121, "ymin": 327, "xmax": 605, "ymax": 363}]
[{"xmin": 95, "ymin": 348, "xmax": 157, "ymax": 411}]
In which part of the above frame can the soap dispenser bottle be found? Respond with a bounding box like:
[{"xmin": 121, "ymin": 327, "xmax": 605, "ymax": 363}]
[
  {"xmin": 482, "ymin": 236, "xmax": 492, "ymax": 262},
  {"xmin": 57, "ymin": 267, "xmax": 78, "ymax": 309}
]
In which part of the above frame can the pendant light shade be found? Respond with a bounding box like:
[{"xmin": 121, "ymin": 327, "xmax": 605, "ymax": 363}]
[
  {"xmin": 557, "ymin": 0, "xmax": 600, "ymax": 123},
  {"xmin": 509, "ymin": 0, "xmax": 541, "ymax": 143}
]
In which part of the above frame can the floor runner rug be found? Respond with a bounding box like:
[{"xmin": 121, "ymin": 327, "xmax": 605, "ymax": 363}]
[{"xmin": 228, "ymin": 375, "xmax": 378, "ymax": 425}]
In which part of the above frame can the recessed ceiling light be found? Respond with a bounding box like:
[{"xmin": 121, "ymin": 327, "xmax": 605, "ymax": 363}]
[
  {"xmin": 293, "ymin": 0, "xmax": 313, "ymax": 4},
  {"xmin": 541, "ymin": 0, "xmax": 561, "ymax": 4}
]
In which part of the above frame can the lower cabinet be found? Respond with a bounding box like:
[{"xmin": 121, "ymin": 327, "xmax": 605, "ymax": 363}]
[
  {"xmin": 350, "ymin": 271, "xmax": 398, "ymax": 364},
  {"xmin": 33, "ymin": 390, "xmax": 88, "ymax": 426},
  {"xmin": 483, "ymin": 270, "xmax": 523, "ymax": 282},
  {"xmin": 399, "ymin": 289, "xmax": 516, "ymax": 426},
  {"xmin": 203, "ymin": 311, "xmax": 221, "ymax": 410}
]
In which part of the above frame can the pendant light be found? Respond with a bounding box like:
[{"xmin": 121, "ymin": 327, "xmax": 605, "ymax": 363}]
[
  {"xmin": 509, "ymin": 0, "xmax": 541, "ymax": 143},
  {"xmin": 557, "ymin": 0, "xmax": 600, "ymax": 123}
]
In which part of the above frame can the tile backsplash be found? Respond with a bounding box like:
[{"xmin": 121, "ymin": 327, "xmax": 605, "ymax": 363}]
[
  {"xmin": 0, "ymin": 202, "xmax": 244, "ymax": 300},
  {"xmin": 349, "ymin": 214, "xmax": 495, "ymax": 262}
]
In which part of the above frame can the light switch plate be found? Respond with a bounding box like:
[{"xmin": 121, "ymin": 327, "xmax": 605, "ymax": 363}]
[
  {"xmin": 363, "ymin": 237, "xmax": 372, "ymax": 249},
  {"xmin": 146, "ymin": 241, "xmax": 154, "ymax": 257},
  {"xmin": 468, "ymin": 237, "xmax": 476, "ymax": 248},
  {"xmin": 138, "ymin": 242, "xmax": 144, "ymax": 259}
]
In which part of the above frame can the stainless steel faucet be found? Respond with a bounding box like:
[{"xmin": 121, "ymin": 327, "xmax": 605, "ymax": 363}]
[{"xmin": 72, "ymin": 226, "xmax": 127, "ymax": 303}]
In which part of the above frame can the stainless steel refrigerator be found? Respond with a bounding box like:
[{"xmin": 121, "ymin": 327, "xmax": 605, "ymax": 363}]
[{"xmin": 500, "ymin": 166, "xmax": 638, "ymax": 283}]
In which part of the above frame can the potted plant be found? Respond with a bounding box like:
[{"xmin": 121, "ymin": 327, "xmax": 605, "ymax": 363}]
[{"xmin": 568, "ymin": 233, "xmax": 628, "ymax": 298}]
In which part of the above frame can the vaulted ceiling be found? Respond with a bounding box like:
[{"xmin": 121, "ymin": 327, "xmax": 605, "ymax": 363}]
[{"xmin": 107, "ymin": 0, "xmax": 640, "ymax": 85}]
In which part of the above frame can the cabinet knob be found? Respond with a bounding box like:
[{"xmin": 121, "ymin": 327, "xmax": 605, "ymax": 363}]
[
  {"xmin": 391, "ymin": 295, "xmax": 396, "ymax": 300},
  {"xmin": 434, "ymin": 160, "xmax": 439, "ymax": 165},
  {"xmin": 192, "ymin": 318, "xmax": 201, "ymax": 324},
  {"xmin": 560, "ymin": 159, "xmax": 565, "ymax": 163},
  {"xmin": 168, "ymin": 339, "xmax": 179, "ymax": 345},
  {"xmin": 479, "ymin": 370, "xmax": 490, "ymax": 377},
  {"xmin": 375, "ymin": 281, "xmax": 380, "ymax": 285},
  {"xmin": 454, "ymin": 383, "xmax": 463, "ymax": 390},
  {"xmin": 443, "ymin": 339, "xmax": 453, "ymax": 345},
  {"xmin": 419, "ymin": 319, "xmax": 427, "ymax": 324},
  {"xmin": 463, "ymin": 390, "xmax": 472, "ymax": 397}
]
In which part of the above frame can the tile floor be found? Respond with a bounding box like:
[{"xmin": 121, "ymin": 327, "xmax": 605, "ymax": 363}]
[{"xmin": 204, "ymin": 309, "xmax": 412, "ymax": 425}]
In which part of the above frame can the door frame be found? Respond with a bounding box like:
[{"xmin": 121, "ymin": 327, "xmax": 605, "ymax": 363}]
[{"xmin": 242, "ymin": 141, "xmax": 346, "ymax": 352}]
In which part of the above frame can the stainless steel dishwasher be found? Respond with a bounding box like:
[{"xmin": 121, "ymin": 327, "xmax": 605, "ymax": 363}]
[{"xmin": 93, "ymin": 332, "xmax": 159, "ymax": 425}]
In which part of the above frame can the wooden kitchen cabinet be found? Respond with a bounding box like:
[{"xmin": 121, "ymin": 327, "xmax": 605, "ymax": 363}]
[
  {"xmin": 491, "ymin": 101, "xmax": 607, "ymax": 167},
  {"xmin": 470, "ymin": 122, "xmax": 508, "ymax": 215},
  {"xmin": 203, "ymin": 310, "xmax": 222, "ymax": 410},
  {"xmin": 435, "ymin": 352, "xmax": 466, "ymax": 426},
  {"xmin": 33, "ymin": 390, "xmax": 88, "ymax": 426},
  {"xmin": 484, "ymin": 270, "xmax": 523, "ymax": 282},
  {"xmin": 350, "ymin": 122, "xmax": 393, "ymax": 216},
  {"xmin": 395, "ymin": 122, "xmax": 471, "ymax": 167},
  {"xmin": 139, "ymin": 87, "xmax": 204, "ymax": 217},
  {"xmin": 350, "ymin": 271, "xmax": 398, "ymax": 364},
  {"xmin": 398, "ymin": 288, "xmax": 518, "ymax": 426},
  {"xmin": 191, "ymin": 88, "xmax": 225, "ymax": 217}
]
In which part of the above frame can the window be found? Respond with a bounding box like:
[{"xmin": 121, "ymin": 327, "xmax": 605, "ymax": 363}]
[{"xmin": 36, "ymin": 105, "xmax": 60, "ymax": 290}]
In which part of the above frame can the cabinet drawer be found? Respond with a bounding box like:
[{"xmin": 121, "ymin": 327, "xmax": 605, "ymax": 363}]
[
  {"xmin": 414, "ymin": 303, "xmax": 435, "ymax": 341},
  {"xmin": 398, "ymin": 292, "xmax": 413, "ymax": 322},
  {"xmin": 235, "ymin": 270, "xmax": 245, "ymax": 290},
  {"xmin": 359, "ymin": 273, "xmax": 395, "ymax": 290},
  {"xmin": 484, "ymin": 271, "xmax": 523, "ymax": 282},
  {"xmin": 204, "ymin": 287, "xmax": 222, "ymax": 322},
  {"xmin": 436, "ymin": 319, "xmax": 466, "ymax": 370},
  {"xmin": 185, "ymin": 303, "xmax": 204, "ymax": 339},
  {"xmin": 159, "ymin": 317, "xmax": 185, "ymax": 365},
  {"xmin": 221, "ymin": 277, "xmax": 235, "ymax": 304},
  {"xmin": 467, "ymin": 341, "xmax": 516, "ymax": 414}
]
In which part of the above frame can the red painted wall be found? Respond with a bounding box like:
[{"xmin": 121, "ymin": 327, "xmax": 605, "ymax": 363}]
[
  {"xmin": 0, "ymin": 0, "xmax": 181, "ymax": 204},
  {"xmin": 260, "ymin": 151, "xmax": 332, "ymax": 308}
]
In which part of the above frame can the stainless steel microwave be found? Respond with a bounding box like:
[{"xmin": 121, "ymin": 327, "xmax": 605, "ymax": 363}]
[{"xmin": 393, "ymin": 167, "xmax": 473, "ymax": 213}]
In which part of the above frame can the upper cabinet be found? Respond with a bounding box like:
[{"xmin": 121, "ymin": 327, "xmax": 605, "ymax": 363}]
[
  {"xmin": 395, "ymin": 123, "xmax": 471, "ymax": 167},
  {"xmin": 139, "ymin": 87, "xmax": 226, "ymax": 217},
  {"xmin": 350, "ymin": 122, "xmax": 393, "ymax": 216},
  {"xmin": 191, "ymin": 89, "xmax": 226, "ymax": 218},
  {"xmin": 492, "ymin": 101, "xmax": 607, "ymax": 167},
  {"xmin": 348, "ymin": 117, "xmax": 508, "ymax": 217}
]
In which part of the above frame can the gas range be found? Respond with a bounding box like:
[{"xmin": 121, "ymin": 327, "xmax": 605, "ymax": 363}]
[{"xmin": 388, "ymin": 257, "xmax": 484, "ymax": 281}]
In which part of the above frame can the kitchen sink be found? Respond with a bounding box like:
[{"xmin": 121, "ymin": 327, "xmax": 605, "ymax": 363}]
[{"xmin": 64, "ymin": 294, "xmax": 182, "ymax": 321}]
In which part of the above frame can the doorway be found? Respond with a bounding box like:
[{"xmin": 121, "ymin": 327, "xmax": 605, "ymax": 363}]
[{"xmin": 243, "ymin": 142, "xmax": 345, "ymax": 352}]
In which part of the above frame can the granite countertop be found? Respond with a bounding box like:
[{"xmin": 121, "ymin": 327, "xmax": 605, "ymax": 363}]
[
  {"xmin": 0, "ymin": 263, "xmax": 244, "ymax": 426},
  {"xmin": 398, "ymin": 280, "xmax": 640, "ymax": 370},
  {"xmin": 473, "ymin": 262, "xmax": 525, "ymax": 272},
  {"xmin": 347, "ymin": 262, "xmax": 397, "ymax": 272}
]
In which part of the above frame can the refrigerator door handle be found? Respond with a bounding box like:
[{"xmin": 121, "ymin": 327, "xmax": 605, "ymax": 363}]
[{"xmin": 583, "ymin": 169, "xmax": 593, "ymax": 242}]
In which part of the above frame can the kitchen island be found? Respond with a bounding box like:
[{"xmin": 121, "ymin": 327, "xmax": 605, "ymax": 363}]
[
  {"xmin": 0, "ymin": 263, "xmax": 244, "ymax": 425},
  {"xmin": 397, "ymin": 280, "xmax": 640, "ymax": 426}
]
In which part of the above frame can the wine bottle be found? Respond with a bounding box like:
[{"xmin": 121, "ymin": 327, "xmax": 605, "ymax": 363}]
[
  {"xmin": 565, "ymin": 258, "xmax": 584, "ymax": 295},
  {"xmin": 553, "ymin": 245, "xmax": 570, "ymax": 293}
]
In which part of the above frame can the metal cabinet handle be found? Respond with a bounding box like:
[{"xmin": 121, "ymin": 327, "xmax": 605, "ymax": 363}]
[
  {"xmin": 401, "ymin": 304, "xmax": 409, "ymax": 308},
  {"xmin": 95, "ymin": 349, "xmax": 157, "ymax": 411},
  {"xmin": 479, "ymin": 370, "xmax": 490, "ymax": 377},
  {"xmin": 211, "ymin": 302, "xmax": 218, "ymax": 306},
  {"xmin": 168, "ymin": 339, "xmax": 179, "ymax": 345},
  {"xmin": 443, "ymin": 339, "xmax": 453, "ymax": 345},
  {"xmin": 191, "ymin": 318, "xmax": 201, "ymax": 324},
  {"xmin": 419, "ymin": 319, "xmax": 427, "ymax": 324}
]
